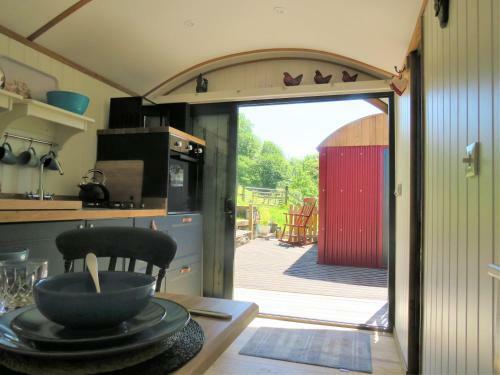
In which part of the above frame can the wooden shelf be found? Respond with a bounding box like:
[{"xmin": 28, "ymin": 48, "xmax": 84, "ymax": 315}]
[
  {"xmin": 0, "ymin": 90, "xmax": 95, "ymax": 149},
  {"xmin": 0, "ymin": 89, "xmax": 23, "ymax": 113}
]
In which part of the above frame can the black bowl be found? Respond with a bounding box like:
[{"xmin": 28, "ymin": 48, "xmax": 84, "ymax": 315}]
[{"xmin": 34, "ymin": 271, "xmax": 155, "ymax": 329}]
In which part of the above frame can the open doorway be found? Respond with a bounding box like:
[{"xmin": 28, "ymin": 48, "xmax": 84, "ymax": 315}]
[{"xmin": 233, "ymin": 96, "xmax": 393, "ymax": 330}]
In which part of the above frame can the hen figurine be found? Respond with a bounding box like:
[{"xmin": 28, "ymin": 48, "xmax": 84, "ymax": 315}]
[
  {"xmin": 342, "ymin": 71, "xmax": 358, "ymax": 82},
  {"xmin": 283, "ymin": 72, "xmax": 303, "ymax": 86},
  {"xmin": 314, "ymin": 70, "xmax": 332, "ymax": 84}
]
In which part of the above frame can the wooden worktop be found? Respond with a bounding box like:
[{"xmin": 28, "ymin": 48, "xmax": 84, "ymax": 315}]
[
  {"xmin": 157, "ymin": 293, "xmax": 259, "ymax": 374},
  {"xmin": 0, "ymin": 208, "xmax": 166, "ymax": 223}
]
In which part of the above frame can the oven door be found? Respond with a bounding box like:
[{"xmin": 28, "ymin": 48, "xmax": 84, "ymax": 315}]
[{"xmin": 168, "ymin": 153, "xmax": 201, "ymax": 213}]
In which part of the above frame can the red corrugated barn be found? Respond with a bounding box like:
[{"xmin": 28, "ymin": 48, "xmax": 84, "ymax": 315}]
[{"xmin": 317, "ymin": 113, "xmax": 389, "ymax": 268}]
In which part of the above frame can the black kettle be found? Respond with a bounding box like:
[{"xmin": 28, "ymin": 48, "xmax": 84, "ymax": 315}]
[{"xmin": 78, "ymin": 169, "xmax": 110, "ymax": 204}]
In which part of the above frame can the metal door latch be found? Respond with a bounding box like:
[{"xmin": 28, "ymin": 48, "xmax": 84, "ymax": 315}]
[{"xmin": 462, "ymin": 142, "xmax": 479, "ymax": 178}]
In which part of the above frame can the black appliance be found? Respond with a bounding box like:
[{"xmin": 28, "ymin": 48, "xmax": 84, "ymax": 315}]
[
  {"xmin": 97, "ymin": 128, "xmax": 204, "ymax": 214},
  {"xmin": 108, "ymin": 97, "xmax": 191, "ymax": 133}
]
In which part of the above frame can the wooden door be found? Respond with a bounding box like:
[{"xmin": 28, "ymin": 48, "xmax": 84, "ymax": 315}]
[{"xmin": 191, "ymin": 103, "xmax": 238, "ymax": 298}]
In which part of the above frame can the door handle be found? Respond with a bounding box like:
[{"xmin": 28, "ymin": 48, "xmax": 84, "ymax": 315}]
[{"xmin": 224, "ymin": 198, "xmax": 235, "ymax": 215}]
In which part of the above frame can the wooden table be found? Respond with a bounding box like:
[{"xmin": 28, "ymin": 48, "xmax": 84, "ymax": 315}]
[{"xmin": 156, "ymin": 293, "xmax": 259, "ymax": 374}]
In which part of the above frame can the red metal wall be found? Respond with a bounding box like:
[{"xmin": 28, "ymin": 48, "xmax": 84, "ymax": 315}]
[{"xmin": 318, "ymin": 145, "xmax": 387, "ymax": 268}]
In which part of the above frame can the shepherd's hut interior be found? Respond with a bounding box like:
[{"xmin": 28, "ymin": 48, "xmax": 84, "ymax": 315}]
[{"xmin": 0, "ymin": 1, "xmax": 498, "ymax": 374}]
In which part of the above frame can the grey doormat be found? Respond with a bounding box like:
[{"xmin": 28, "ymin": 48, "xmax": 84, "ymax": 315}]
[{"xmin": 239, "ymin": 327, "xmax": 373, "ymax": 373}]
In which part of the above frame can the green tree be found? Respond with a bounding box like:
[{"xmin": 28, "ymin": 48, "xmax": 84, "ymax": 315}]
[
  {"xmin": 288, "ymin": 154, "xmax": 319, "ymax": 199},
  {"xmin": 238, "ymin": 114, "xmax": 261, "ymax": 157},
  {"xmin": 256, "ymin": 141, "xmax": 289, "ymax": 188}
]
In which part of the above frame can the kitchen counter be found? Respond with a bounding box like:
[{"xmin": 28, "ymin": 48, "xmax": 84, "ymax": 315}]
[{"xmin": 0, "ymin": 208, "xmax": 166, "ymax": 223}]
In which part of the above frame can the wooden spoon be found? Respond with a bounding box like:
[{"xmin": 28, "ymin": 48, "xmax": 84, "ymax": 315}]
[{"xmin": 85, "ymin": 252, "xmax": 101, "ymax": 293}]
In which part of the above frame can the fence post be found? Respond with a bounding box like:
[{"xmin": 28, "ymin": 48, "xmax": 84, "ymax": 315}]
[
  {"xmin": 285, "ymin": 186, "xmax": 289, "ymax": 205},
  {"xmin": 248, "ymin": 204, "xmax": 254, "ymax": 240}
]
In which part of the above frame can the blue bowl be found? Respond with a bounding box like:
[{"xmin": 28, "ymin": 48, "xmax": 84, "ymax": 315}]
[
  {"xmin": 46, "ymin": 91, "xmax": 90, "ymax": 115},
  {"xmin": 34, "ymin": 271, "xmax": 155, "ymax": 329}
]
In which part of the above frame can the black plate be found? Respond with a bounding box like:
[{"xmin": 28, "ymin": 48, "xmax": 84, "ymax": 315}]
[
  {"xmin": 0, "ymin": 298, "xmax": 190, "ymax": 358},
  {"xmin": 11, "ymin": 300, "xmax": 166, "ymax": 345}
]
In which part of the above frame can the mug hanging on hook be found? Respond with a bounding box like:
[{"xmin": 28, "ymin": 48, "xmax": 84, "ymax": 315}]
[
  {"xmin": 0, "ymin": 134, "xmax": 18, "ymax": 165},
  {"xmin": 18, "ymin": 139, "xmax": 39, "ymax": 167}
]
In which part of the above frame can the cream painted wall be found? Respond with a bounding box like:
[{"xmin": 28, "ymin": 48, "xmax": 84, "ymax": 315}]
[
  {"xmin": 394, "ymin": 79, "xmax": 411, "ymax": 367},
  {"xmin": 0, "ymin": 34, "xmax": 126, "ymax": 197},
  {"xmin": 419, "ymin": 0, "xmax": 498, "ymax": 374},
  {"xmin": 169, "ymin": 59, "xmax": 373, "ymax": 95}
]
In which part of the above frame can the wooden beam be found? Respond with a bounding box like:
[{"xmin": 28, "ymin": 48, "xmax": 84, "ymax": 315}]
[
  {"xmin": 0, "ymin": 24, "xmax": 138, "ymax": 96},
  {"xmin": 406, "ymin": 0, "xmax": 429, "ymax": 55},
  {"xmin": 144, "ymin": 48, "xmax": 394, "ymax": 97},
  {"xmin": 27, "ymin": 0, "xmax": 93, "ymax": 41},
  {"xmin": 365, "ymin": 98, "xmax": 389, "ymax": 113}
]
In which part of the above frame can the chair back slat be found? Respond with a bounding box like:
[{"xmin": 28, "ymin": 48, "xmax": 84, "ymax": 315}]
[
  {"xmin": 64, "ymin": 260, "xmax": 73, "ymax": 273},
  {"xmin": 108, "ymin": 256, "xmax": 117, "ymax": 271},
  {"xmin": 156, "ymin": 268, "xmax": 166, "ymax": 292},
  {"xmin": 128, "ymin": 258, "xmax": 136, "ymax": 272}
]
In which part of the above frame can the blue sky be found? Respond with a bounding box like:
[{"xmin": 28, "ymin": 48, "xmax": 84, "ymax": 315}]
[{"xmin": 239, "ymin": 99, "xmax": 382, "ymax": 159}]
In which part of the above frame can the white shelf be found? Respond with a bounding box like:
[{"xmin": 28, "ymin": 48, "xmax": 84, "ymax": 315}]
[
  {"xmin": 153, "ymin": 80, "xmax": 392, "ymax": 105},
  {"xmin": 0, "ymin": 89, "xmax": 23, "ymax": 113},
  {"xmin": 0, "ymin": 89, "xmax": 95, "ymax": 149}
]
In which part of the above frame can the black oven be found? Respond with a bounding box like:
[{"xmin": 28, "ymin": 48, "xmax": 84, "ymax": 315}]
[
  {"xmin": 167, "ymin": 134, "xmax": 204, "ymax": 213},
  {"xmin": 96, "ymin": 128, "xmax": 204, "ymax": 213}
]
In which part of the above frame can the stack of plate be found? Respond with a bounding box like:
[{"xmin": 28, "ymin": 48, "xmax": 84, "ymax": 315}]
[{"xmin": 0, "ymin": 298, "xmax": 190, "ymax": 359}]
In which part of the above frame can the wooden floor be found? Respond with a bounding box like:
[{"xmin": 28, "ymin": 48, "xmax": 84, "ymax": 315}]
[
  {"xmin": 234, "ymin": 238, "xmax": 388, "ymax": 326},
  {"xmin": 206, "ymin": 317, "xmax": 405, "ymax": 375}
]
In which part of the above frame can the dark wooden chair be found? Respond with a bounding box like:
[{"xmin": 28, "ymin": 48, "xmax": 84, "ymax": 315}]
[{"xmin": 56, "ymin": 226, "xmax": 177, "ymax": 292}]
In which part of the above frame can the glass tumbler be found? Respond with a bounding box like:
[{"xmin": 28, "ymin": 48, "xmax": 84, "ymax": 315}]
[{"xmin": 0, "ymin": 259, "xmax": 48, "ymax": 313}]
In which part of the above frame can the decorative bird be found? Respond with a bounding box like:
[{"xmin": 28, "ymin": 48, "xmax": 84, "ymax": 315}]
[
  {"xmin": 283, "ymin": 72, "xmax": 303, "ymax": 86},
  {"xmin": 196, "ymin": 74, "xmax": 208, "ymax": 93},
  {"xmin": 314, "ymin": 70, "xmax": 332, "ymax": 84},
  {"xmin": 342, "ymin": 71, "xmax": 358, "ymax": 82}
]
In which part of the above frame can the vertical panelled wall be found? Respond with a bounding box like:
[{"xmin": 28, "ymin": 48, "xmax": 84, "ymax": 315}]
[
  {"xmin": 420, "ymin": 1, "xmax": 498, "ymax": 374},
  {"xmin": 394, "ymin": 77, "xmax": 411, "ymax": 367},
  {"xmin": 0, "ymin": 34, "xmax": 126, "ymax": 196}
]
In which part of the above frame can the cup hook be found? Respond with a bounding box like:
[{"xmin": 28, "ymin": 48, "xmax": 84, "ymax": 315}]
[{"xmin": 394, "ymin": 65, "xmax": 406, "ymax": 78}]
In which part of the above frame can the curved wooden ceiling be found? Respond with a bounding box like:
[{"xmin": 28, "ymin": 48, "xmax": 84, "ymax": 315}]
[{"xmin": 0, "ymin": 0, "xmax": 423, "ymax": 96}]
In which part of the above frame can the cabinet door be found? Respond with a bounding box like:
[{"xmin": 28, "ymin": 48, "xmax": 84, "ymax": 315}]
[
  {"xmin": 135, "ymin": 215, "xmax": 203, "ymax": 295},
  {"xmin": 164, "ymin": 261, "xmax": 202, "ymax": 296},
  {"xmin": 83, "ymin": 219, "xmax": 134, "ymax": 271},
  {"xmin": 164, "ymin": 214, "xmax": 203, "ymax": 260},
  {"xmin": 0, "ymin": 221, "xmax": 84, "ymax": 276}
]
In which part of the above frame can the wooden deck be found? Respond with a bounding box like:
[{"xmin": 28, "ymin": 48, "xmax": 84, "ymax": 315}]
[{"xmin": 234, "ymin": 238, "xmax": 388, "ymax": 327}]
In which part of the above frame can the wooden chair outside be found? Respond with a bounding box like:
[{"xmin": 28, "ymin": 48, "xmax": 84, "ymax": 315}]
[{"xmin": 279, "ymin": 197, "xmax": 318, "ymax": 246}]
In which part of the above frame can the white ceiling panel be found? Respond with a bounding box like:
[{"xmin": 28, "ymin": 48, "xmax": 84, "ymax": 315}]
[
  {"xmin": 0, "ymin": 0, "xmax": 77, "ymax": 37},
  {"xmin": 8, "ymin": 0, "xmax": 421, "ymax": 95}
]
